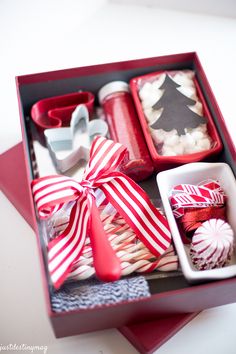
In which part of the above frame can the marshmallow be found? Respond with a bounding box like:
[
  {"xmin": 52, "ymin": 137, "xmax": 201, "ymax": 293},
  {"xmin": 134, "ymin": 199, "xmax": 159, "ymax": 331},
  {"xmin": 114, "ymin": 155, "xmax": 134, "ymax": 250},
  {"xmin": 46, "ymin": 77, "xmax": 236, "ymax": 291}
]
[
  {"xmin": 172, "ymin": 143, "xmax": 184, "ymax": 155},
  {"xmin": 139, "ymin": 82, "xmax": 153, "ymax": 101},
  {"xmin": 177, "ymin": 86, "xmax": 197, "ymax": 100},
  {"xmin": 189, "ymin": 101, "xmax": 203, "ymax": 116},
  {"xmin": 165, "ymin": 134, "xmax": 180, "ymax": 147},
  {"xmin": 172, "ymin": 73, "xmax": 195, "ymax": 87},
  {"xmin": 151, "ymin": 128, "xmax": 166, "ymax": 144},
  {"xmin": 196, "ymin": 137, "xmax": 211, "ymax": 151},
  {"xmin": 149, "ymin": 109, "xmax": 163, "ymax": 124},
  {"xmin": 152, "ymin": 73, "xmax": 166, "ymax": 90},
  {"xmin": 197, "ymin": 123, "xmax": 207, "ymax": 133},
  {"xmin": 142, "ymin": 90, "xmax": 161, "ymax": 109},
  {"xmin": 162, "ymin": 146, "xmax": 177, "ymax": 156},
  {"xmin": 180, "ymin": 133, "xmax": 195, "ymax": 149},
  {"xmin": 190, "ymin": 130, "xmax": 204, "ymax": 141},
  {"xmin": 143, "ymin": 107, "xmax": 153, "ymax": 122},
  {"xmin": 183, "ymin": 70, "xmax": 195, "ymax": 80}
]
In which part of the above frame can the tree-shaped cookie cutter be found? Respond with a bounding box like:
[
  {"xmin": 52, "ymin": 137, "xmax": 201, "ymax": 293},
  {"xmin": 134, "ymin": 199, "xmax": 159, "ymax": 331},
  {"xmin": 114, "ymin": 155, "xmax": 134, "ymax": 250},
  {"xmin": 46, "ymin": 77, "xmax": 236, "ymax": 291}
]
[{"xmin": 44, "ymin": 105, "xmax": 108, "ymax": 172}]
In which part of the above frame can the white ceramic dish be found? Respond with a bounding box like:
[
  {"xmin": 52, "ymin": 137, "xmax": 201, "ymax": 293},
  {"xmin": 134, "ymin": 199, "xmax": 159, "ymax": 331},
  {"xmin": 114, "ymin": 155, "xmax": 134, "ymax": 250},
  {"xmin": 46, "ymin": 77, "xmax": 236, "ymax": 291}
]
[{"xmin": 157, "ymin": 162, "xmax": 236, "ymax": 283}]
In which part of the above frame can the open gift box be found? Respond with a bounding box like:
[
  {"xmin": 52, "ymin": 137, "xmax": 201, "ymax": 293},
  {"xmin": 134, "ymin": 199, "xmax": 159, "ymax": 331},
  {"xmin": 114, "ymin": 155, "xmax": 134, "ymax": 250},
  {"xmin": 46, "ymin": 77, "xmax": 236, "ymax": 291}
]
[{"xmin": 11, "ymin": 52, "xmax": 236, "ymax": 348}]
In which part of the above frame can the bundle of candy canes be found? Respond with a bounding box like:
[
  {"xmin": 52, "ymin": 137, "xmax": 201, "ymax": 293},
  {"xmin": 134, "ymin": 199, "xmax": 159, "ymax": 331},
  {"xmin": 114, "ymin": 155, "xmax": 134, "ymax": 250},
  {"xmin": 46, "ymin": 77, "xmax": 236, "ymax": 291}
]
[
  {"xmin": 170, "ymin": 180, "xmax": 234, "ymax": 270},
  {"xmin": 32, "ymin": 136, "xmax": 174, "ymax": 289},
  {"xmin": 48, "ymin": 204, "xmax": 178, "ymax": 282}
]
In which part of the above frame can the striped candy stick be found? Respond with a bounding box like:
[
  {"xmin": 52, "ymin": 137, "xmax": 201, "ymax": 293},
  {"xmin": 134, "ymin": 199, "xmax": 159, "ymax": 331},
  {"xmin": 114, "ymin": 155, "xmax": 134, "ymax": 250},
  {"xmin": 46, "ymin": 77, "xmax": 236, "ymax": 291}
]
[
  {"xmin": 51, "ymin": 207, "xmax": 174, "ymax": 281},
  {"xmin": 67, "ymin": 247, "xmax": 178, "ymax": 281}
]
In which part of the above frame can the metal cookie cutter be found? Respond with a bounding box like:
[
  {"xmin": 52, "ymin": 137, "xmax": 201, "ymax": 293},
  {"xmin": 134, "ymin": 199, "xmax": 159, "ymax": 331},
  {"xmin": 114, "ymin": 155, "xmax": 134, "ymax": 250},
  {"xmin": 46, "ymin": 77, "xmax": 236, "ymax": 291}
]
[{"xmin": 44, "ymin": 105, "xmax": 108, "ymax": 172}]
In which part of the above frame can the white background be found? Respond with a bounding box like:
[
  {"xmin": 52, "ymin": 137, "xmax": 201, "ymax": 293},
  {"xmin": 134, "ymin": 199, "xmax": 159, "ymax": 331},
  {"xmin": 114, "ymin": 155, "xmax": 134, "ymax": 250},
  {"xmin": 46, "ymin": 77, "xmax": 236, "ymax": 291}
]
[{"xmin": 0, "ymin": 1, "xmax": 236, "ymax": 353}]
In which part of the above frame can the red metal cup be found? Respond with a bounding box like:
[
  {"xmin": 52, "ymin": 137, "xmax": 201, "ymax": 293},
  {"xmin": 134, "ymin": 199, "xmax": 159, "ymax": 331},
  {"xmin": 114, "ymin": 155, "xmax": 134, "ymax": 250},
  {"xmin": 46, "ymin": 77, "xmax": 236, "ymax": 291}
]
[{"xmin": 31, "ymin": 91, "xmax": 95, "ymax": 132}]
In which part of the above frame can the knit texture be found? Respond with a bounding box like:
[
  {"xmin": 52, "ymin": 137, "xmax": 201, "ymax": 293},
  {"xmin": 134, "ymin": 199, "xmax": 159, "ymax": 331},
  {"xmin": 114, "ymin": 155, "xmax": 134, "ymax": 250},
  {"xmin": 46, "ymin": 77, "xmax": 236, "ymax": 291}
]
[{"xmin": 51, "ymin": 276, "xmax": 150, "ymax": 313}]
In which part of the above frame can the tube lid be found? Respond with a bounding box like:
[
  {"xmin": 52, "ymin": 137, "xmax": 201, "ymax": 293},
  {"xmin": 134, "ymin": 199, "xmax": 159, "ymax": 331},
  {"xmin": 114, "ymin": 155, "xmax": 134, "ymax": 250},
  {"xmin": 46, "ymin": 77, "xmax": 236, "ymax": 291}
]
[{"xmin": 98, "ymin": 81, "xmax": 129, "ymax": 104}]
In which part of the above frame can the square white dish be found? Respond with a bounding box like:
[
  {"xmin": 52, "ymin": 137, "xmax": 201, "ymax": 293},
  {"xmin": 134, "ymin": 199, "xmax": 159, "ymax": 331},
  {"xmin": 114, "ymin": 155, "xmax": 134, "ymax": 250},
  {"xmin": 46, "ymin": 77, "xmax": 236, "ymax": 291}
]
[{"xmin": 157, "ymin": 162, "xmax": 236, "ymax": 283}]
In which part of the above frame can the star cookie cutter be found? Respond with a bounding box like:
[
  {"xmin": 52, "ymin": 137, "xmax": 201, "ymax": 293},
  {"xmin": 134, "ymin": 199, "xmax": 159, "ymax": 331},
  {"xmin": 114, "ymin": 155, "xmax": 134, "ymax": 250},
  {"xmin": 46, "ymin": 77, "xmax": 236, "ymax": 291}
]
[{"xmin": 44, "ymin": 105, "xmax": 108, "ymax": 172}]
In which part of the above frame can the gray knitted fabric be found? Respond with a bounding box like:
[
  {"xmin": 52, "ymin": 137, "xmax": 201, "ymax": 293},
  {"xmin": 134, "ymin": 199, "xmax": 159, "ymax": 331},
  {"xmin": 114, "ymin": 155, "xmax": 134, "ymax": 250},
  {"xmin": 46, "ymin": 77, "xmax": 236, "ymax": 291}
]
[{"xmin": 51, "ymin": 276, "xmax": 150, "ymax": 313}]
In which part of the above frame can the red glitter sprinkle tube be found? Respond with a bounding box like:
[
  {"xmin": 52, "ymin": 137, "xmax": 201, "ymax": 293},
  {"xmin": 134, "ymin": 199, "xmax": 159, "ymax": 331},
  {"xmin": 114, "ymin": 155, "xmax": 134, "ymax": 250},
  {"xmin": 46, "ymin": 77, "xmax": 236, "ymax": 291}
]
[{"xmin": 98, "ymin": 81, "xmax": 154, "ymax": 181}]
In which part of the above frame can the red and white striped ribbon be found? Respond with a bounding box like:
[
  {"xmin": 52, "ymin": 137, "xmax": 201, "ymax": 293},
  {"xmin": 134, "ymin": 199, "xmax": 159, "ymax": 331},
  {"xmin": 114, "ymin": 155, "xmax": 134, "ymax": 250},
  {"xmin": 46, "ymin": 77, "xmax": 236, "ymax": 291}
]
[
  {"xmin": 32, "ymin": 136, "xmax": 171, "ymax": 289},
  {"xmin": 170, "ymin": 180, "xmax": 225, "ymax": 218}
]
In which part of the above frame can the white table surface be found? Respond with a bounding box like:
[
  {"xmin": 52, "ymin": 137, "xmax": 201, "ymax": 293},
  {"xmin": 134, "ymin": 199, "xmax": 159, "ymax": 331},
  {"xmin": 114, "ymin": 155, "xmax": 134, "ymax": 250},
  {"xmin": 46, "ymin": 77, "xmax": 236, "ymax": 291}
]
[{"xmin": 0, "ymin": 1, "xmax": 236, "ymax": 353}]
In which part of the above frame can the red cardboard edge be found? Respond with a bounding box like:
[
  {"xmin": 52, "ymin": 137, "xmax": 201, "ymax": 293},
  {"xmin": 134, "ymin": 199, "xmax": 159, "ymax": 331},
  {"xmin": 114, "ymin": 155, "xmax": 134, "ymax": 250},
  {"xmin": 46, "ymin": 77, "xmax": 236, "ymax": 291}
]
[
  {"xmin": 119, "ymin": 312, "xmax": 199, "ymax": 354},
  {"xmin": 0, "ymin": 142, "xmax": 34, "ymax": 229},
  {"xmin": 16, "ymin": 53, "xmax": 196, "ymax": 85},
  {"xmin": 0, "ymin": 142, "xmax": 198, "ymax": 353}
]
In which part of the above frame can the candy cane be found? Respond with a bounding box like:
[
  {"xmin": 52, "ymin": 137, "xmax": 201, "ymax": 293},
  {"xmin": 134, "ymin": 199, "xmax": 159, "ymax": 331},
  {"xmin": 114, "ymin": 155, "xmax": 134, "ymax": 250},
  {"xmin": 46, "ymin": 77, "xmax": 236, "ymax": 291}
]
[
  {"xmin": 68, "ymin": 255, "xmax": 178, "ymax": 281},
  {"xmin": 49, "ymin": 209, "xmax": 177, "ymax": 282},
  {"xmin": 121, "ymin": 255, "xmax": 178, "ymax": 276}
]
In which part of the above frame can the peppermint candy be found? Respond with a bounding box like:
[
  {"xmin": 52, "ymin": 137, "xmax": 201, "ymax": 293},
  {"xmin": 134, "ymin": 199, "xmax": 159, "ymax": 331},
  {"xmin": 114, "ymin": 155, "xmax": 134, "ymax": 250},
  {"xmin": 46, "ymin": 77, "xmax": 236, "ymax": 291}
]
[{"xmin": 190, "ymin": 219, "xmax": 234, "ymax": 270}]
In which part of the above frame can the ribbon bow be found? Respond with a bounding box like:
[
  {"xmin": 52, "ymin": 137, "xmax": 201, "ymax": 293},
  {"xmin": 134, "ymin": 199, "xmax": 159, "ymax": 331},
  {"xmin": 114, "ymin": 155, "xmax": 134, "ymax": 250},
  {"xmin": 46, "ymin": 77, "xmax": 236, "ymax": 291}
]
[{"xmin": 32, "ymin": 137, "xmax": 171, "ymax": 289}]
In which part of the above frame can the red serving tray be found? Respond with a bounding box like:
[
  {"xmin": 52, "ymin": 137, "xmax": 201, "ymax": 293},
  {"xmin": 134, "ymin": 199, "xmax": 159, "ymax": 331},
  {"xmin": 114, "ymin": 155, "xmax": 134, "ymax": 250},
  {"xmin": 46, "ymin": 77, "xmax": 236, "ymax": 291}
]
[
  {"xmin": 0, "ymin": 142, "xmax": 198, "ymax": 354},
  {"xmin": 130, "ymin": 70, "xmax": 222, "ymax": 170}
]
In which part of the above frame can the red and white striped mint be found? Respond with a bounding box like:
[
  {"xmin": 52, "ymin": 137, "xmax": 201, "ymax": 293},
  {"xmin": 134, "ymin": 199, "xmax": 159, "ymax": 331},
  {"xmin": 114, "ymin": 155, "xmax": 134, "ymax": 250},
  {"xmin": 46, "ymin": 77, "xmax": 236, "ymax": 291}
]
[{"xmin": 190, "ymin": 218, "xmax": 234, "ymax": 270}]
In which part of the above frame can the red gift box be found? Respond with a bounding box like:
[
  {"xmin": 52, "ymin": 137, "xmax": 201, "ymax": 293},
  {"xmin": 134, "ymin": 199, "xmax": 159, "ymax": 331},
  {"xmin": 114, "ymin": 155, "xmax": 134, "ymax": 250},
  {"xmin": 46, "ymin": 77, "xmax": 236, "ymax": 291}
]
[{"xmin": 11, "ymin": 52, "xmax": 236, "ymax": 347}]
